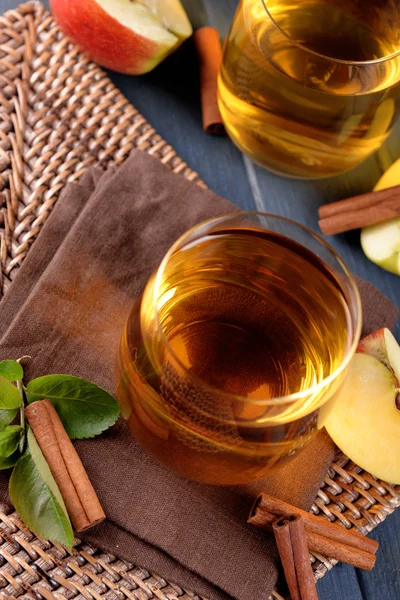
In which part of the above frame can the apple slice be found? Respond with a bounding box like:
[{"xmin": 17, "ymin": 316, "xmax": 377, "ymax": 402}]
[
  {"xmin": 357, "ymin": 327, "xmax": 400, "ymax": 382},
  {"xmin": 50, "ymin": 0, "xmax": 192, "ymax": 75},
  {"xmin": 136, "ymin": 0, "xmax": 192, "ymax": 39},
  {"xmin": 324, "ymin": 328, "xmax": 400, "ymax": 483},
  {"xmin": 360, "ymin": 158, "xmax": 400, "ymax": 276},
  {"xmin": 360, "ymin": 218, "xmax": 400, "ymax": 276}
]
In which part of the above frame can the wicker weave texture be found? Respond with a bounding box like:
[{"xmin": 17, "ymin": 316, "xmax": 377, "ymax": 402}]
[
  {"xmin": 0, "ymin": 1, "xmax": 203, "ymax": 297},
  {"xmin": 0, "ymin": 4, "xmax": 399, "ymax": 600}
]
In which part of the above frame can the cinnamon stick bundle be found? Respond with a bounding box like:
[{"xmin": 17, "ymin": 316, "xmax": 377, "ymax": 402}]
[
  {"xmin": 318, "ymin": 184, "xmax": 400, "ymax": 235},
  {"xmin": 25, "ymin": 400, "xmax": 105, "ymax": 532},
  {"xmin": 193, "ymin": 27, "xmax": 226, "ymax": 135},
  {"xmin": 273, "ymin": 515, "xmax": 318, "ymax": 600},
  {"xmin": 249, "ymin": 493, "xmax": 377, "ymax": 571}
]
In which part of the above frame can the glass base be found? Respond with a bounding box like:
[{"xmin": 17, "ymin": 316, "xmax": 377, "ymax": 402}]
[
  {"xmin": 247, "ymin": 154, "xmax": 355, "ymax": 181},
  {"xmin": 224, "ymin": 123, "xmax": 370, "ymax": 180}
]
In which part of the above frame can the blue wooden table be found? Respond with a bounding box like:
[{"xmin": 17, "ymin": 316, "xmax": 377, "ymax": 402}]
[{"xmin": 1, "ymin": 1, "xmax": 400, "ymax": 598}]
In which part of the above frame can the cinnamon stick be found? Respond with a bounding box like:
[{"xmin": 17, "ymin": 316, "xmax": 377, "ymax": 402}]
[
  {"xmin": 249, "ymin": 493, "xmax": 377, "ymax": 570},
  {"xmin": 25, "ymin": 400, "xmax": 105, "ymax": 532},
  {"xmin": 193, "ymin": 27, "xmax": 226, "ymax": 135},
  {"xmin": 318, "ymin": 185, "xmax": 400, "ymax": 235},
  {"xmin": 308, "ymin": 529, "xmax": 375, "ymax": 571},
  {"xmin": 273, "ymin": 515, "xmax": 318, "ymax": 600},
  {"xmin": 273, "ymin": 516, "xmax": 301, "ymax": 600},
  {"xmin": 249, "ymin": 493, "xmax": 378, "ymax": 554},
  {"xmin": 289, "ymin": 517, "xmax": 319, "ymax": 600}
]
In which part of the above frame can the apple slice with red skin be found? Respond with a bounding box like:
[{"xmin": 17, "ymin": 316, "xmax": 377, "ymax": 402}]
[
  {"xmin": 324, "ymin": 328, "xmax": 400, "ymax": 484},
  {"xmin": 357, "ymin": 328, "xmax": 400, "ymax": 388},
  {"xmin": 50, "ymin": 0, "xmax": 192, "ymax": 75}
]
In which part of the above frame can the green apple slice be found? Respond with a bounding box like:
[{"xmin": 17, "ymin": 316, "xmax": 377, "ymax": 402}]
[
  {"xmin": 361, "ymin": 158, "xmax": 400, "ymax": 276},
  {"xmin": 325, "ymin": 352, "xmax": 400, "ymax": 484},
  {"xmin": 361, "ymin": 218, "xmax": 400, "ymax": 276}
]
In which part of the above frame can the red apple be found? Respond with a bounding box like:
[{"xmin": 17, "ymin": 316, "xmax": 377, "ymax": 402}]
[
  {"xmin": 50, "ymin": 0, "xmax": 193, "ymax": 75},
  {"xmin": 323, "ymin": 328, "xmax": 400, "ymax": 483}
]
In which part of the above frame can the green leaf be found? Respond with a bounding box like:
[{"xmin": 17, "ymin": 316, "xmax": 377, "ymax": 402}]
[
  {"xmin": 9, "ymin": 429, "xmax": 74, "ymax": 548},
  {"xmin": 0, "ymin": 409, "xmax": 18, "ymax": 431},
  {"xmin": 26, "ymin": 428, "xmax": 69, "ymax": 515},
  {"xmin": 0, "ymin": 375, "xmax": 21, "ymax": 431},
  {"xmin": 0, "ymin": 426, "xmax": 24, "ymax": 458},
  {"xmin": 0, "ymin": 361, "xmax": 23, "ymax": 382},
  {"xmin": 0, "ymin": 450, "xmax": 20, "ymax": 470},
  {"xmin": 0, "ymin": 375, "xmax": 21, "ymax": 409},
  {"xmin": 26, "ymin": 375, "xmax": 120, "ymax": 439}
]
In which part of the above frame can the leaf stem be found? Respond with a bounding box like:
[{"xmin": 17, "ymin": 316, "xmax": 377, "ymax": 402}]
[{"xmin": 17, "ymin": 381, "xmax": 26, "ymax": 453}]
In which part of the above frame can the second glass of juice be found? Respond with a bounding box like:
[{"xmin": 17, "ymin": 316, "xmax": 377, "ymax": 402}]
[{"xmin": 218, "ymin": 0, "xmax": 400, "ymax": 178}]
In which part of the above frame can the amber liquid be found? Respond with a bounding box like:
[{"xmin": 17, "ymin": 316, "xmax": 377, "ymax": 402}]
[
  {"xmin": 218, "ymin": 0, "xmax": 400, "ymax": 178},
  {"xmin": 116, "ymin": 228, "xmax": 352, "ymax": 484}
]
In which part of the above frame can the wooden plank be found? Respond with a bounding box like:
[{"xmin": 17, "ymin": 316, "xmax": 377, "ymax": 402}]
[
  {"xmin": 317, "ymin": 563, "xmax": 365, "ymax": 600},
  {"xmin": 356, "ymin": 511, "xmax": 400, "ymax": 600},
  {"xmin": 203, "ymin": 0, "xmax": 237, "ymax": 38},
  {"xmin": 317, "ymin": 510, "xmax": 400, "ymax": 600}
]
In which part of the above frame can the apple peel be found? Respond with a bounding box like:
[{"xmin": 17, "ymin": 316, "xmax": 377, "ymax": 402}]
[
  {"xmin": 358, "ymin": 327, "xmax": 400, "ymax": 387},
  {"xmin": 50, "ymin": 0, "xmax": 193, "ymax": 75}
]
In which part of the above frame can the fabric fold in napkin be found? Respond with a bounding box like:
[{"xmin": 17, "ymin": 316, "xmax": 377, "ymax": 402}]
[{"xmin": 0, "ymin": 150, "xmax": 398, "ymax": 600}]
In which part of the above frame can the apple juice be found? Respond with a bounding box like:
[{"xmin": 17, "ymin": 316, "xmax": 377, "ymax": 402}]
[
  {"xmin": 218, "ymin": 0, "xmax": 400, "ymax": 178},
  {"xmin": 116, "ymin": 227, "xmax": 353, "ymax": 484}
]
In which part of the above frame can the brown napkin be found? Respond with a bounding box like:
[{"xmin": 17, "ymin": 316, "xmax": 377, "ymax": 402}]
[{"xmin": 0, "ymin": 150, "xmax": 398, "ymax": 600}]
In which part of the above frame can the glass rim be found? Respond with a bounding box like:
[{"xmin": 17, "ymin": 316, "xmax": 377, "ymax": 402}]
[
  {"xmin": 153, "ymin": 212, "xmax": 362, "ymax": 406},
  {"xmin": 261, "ymin": 0, "xmax": 400, "ymax": 66}
]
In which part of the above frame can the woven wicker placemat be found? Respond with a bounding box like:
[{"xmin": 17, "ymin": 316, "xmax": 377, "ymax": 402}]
[{"xmin": 0, "ymin": 3, "xmax": 399, "ymax": 600}]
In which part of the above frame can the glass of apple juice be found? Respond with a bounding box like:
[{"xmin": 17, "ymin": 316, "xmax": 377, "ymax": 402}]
[
  {"xmin": 116, "ymin": 214, "xmax": 362, "ymax": 485},
  {"xmin": 218, "ymin": 0, "xmax": 400, "ymax": 178}
]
